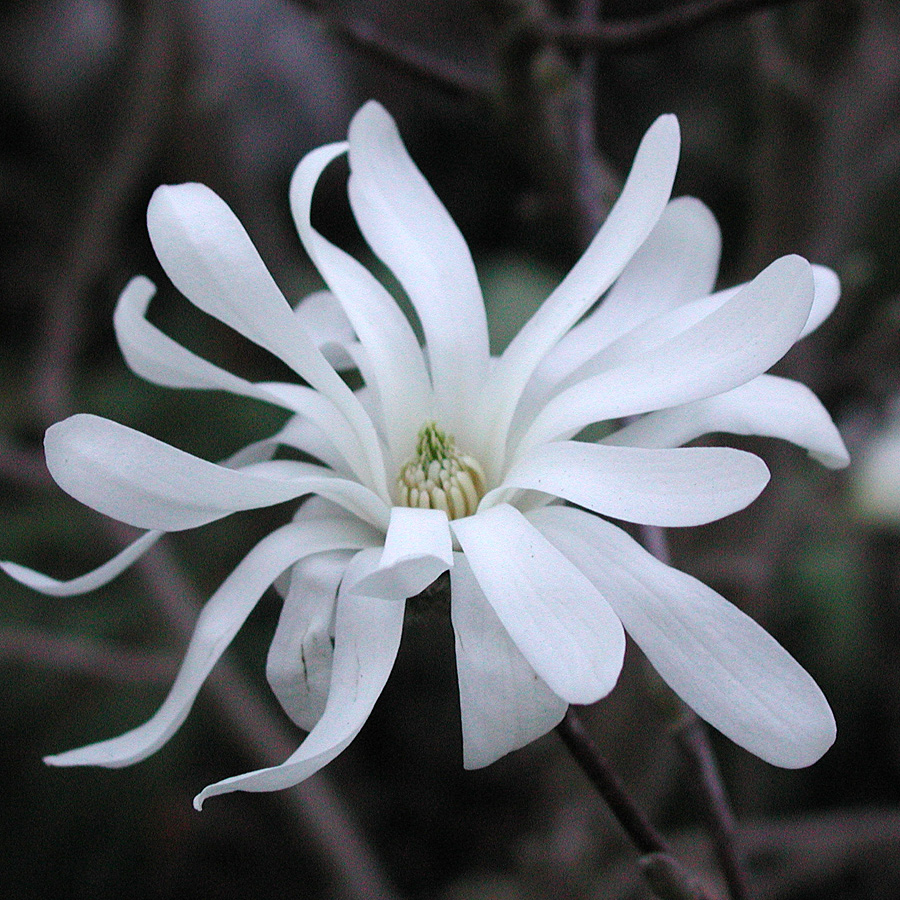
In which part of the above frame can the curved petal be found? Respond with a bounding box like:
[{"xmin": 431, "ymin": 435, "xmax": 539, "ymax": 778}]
[
  {"xmin": 490, "ymin": 442, "xmax": 770, "ymax": 526},
  {"xmin": 450, "ymin": 554, "xmax": 567, "ymax": 768},
  {"xmin": 518, "ymin": 255, "xmax": 814, "ymax": 452},
  {"xmin": 44, "ymin": 519, "xmax": 378, "ymax": 769},
  {"xmin": 45, "ymin": 414, "xmax": 391, "ymax": 531},
  {"xmin": 534, "ymin": 197, "xmax": 721, "ymax": 396},
  {"xmin": 346, "ymin": 101, "xmax": 489, "ymax": 437},
  {"xmin": 604, "ymin": 374, "xmax": 849, "ymax": 469},
  {"xmin": 114, "ymin": 276, "xmax": 271, "ymax": 400},
  {"xmin": 484, "ymin": 115, "xmax": 680, "ymax": 472},
  {"xmin": 290, "ymin": 140, "xmax": 431, "ymax": 465},
  {"xmin": 1, "ymin": 530, "xmax": 163, "ymax": 597},
  {"xmin": 804, "ymin": 265, "xmax": 841, "ymax": 338},
  {"xmin": 531, "ymin": 506, "xmax": 835, "ymax": 768},
  {"xmin": 266, "ymin": 549, "xmax": 356, "ymax": 731},
  {"xmin": 256, "ymin": 382, "xmax": 377, "ymax": 483},
  {"xmin": 292, "ymin": 290, "xmax": 357, "ymax": 371},
  {"xmin": 451, "ymin": 504, "xmax": 625, "ymax": 705},
  {"xmin": 147, "ymin": 182, "xmax": 388, "ymax": 498},
  {"xmin": 352, "ymin": 506, "xmax": 453, "ymax": 600},
  {"xmin": 194, "ymin": 548, "xmax": 405, "ymax": 807}
]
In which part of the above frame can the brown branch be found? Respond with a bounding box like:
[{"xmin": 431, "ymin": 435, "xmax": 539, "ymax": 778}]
[
  {"xmin": 0, "ymin": 626, "xmax": 178, "ymax": 685},
  {"xmin": 639, "ymin": 524, "xmax": 753, "ymax": 900},
  {"xmin": 530, "ymin": 0, "xmax": 807, "ymax": 52},
  {"xmin": 556, "ymin": 708, "xmax": 718, "ymax": 900},
  {"xmin": 556, "ymin": 708, "xmax": 671, "ymax": 856},
  {"xmin": 676, "ymin": 715, "xmax": 753, "ymax": 900},
  {"xmin": 299, "ymin": 1, "xmax": 497, "ymax": 97}
]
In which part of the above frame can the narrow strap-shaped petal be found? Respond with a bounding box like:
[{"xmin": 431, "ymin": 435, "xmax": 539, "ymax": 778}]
[
  {"xmin": 534, "ymin": 197, "xmax": 721, "ymax": 396},
  {"xmin": 114, "ymin": 277, "xmax": 375, "ymax": 483},
  {"xmin": 45, "ymin": 414, "xmax": 391, "ymax": 531},
  {"xmin": 291, "ymin": 139, "xmax": 431, "ymax": 466},
  {"xmin": 1, "ymin": 530, "xmax": 163, "ymax": 597},
  {"xmin": 1, "ymin": 434, "xmax": 281, "ymax": 597},
  {"xmin": 450, "ymin": 554, "xmax": 567, "ymax": 768},
  {"xmin": 484, "ymin": 115, "xmax": 680, "ymax": 472},
  {"xmin": 518, "ymin": 254, "xmax": 814, "ymax": 453},
  {"xmin": 114, "ymin": 276, "xmax": 273, "ymax": 399},
  {"xmin": 44, "ymin": 519, "xmax": 378, "ymax": 770},
  {"xmin": 147, "ymin": 182, "xmax": 388, "ymax": 498},
  {"xmin": 292, "ymin": 290, "xmax": 357, "ymax": 372},
  {"xmin": 604, "ymin": 374, "xmax": 849, "ymax": 469},
  {"xmin": 352, "ymin": 506, "xmax": 453, "ymax": 600},
  {"xmin": 489, "ymin": 442, "xmax": 770, "ymax": 526},
  {"xmin": 266, "ymin": 549, "xmax": 357, "ymax": 731},
  {"xmin": 804, "ymin": 265, "xmax": 841, "ymax": 338},
  {"xmin": 255, "ymin": 382, "xmax": 376, "ymax": 483},
  {"xmin": 451, "ymin": 504, "xmax": 625, "ymax": 705},
  {"xmin": 531, "ymin": 506, "xmax": 835, "ymax": 767},
  {"xmin": 345, "ymin": 101, "xmax": 489, "ymax": 440},
  {"xmin": 194, "ymin": 548, "xmax": 405, "ymax": 807}
]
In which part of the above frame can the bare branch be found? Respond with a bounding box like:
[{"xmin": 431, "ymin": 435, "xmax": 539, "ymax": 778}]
[
  {"xmin": 530, "ymin": 0, "xmax": 808, "ymax": 52},
  {"xmin": 300, "ymin": 1, "xmax": 497, "ymax": 97},
  {"xmin": 0, "ymin": 626, "xmax": 179, "ymax": 685}
]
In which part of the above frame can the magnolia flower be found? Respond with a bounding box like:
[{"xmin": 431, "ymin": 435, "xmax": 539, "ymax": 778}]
[{"xmin": 4, "ymin": 102, "xmax": 848, "ymax": 809}]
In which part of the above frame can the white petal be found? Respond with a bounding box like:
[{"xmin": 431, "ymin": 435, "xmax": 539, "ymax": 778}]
[
  {"xmin": 45, "ymin": 519, "xmax": 378, "ymax": 769},
  {"xmin": 290, "ymin": 139, "xmax": 431, "ymax": 465},
  {"xmin": 804, "ymin": 265, "xmax": 841, "ymax": 338},
  {"xmin": 113, "ymin": 277, "xmax": 377, "ymax": 485},
  {"xmin": 45, "ymin": 414, "xmax": 391, "ymax": 531},
  {"xmin": 256, "ymin": 382, "xmax": 378, "ymax": 484},
  {"xmin": 292, "ymin": 290, "xmax": 357, "ymax": 371},
  {"xmin": 450, "ymin": 554, "xmax": 567, "ymax": 768},
  {"xmin": 485, "ymin": 115, "xmax": 680, "ymax": 470},
  {"xmin": 519, "ymin": 255, "xmax": 814, "ymax": 451},
  {"xmin": 114, "ymin": 276, "xmax": 270, "ymax": 399},
  {"xmin": 532, "ymin": 506, "xmax": 835, "ymax": 768},
  {"xmin": 346, "ymin": 101, "xmax": 489, "ymax": 438},
  {"xmin": 491, "ymin": 442, "xmax": 770, "ymax": 526},
  {"xmin": 535, "ymin": 197, "xmax": 721, "ymax": 394},
  {"xmin": 451, "ymin": 504, "xmax": 625, "ymax": 705},
  {"xmin": 147, "ymin": 182, "xmax": 388, "ymax": 498},
  {"xmin": 1, "ymin": 530, "xmax": 163, "ymax": 597},
  {"xmin": 352, "ymin": 507, "xmax": 453, "ymax": 599},
  {"xmin": 194, "ymin": 548, "xmax": 405, "ymax": 806},
  {"xmin": 266, "ymin": 549, "xmax": 356, "ymax": 731},
  {"xmin": 604, "ymin": 374, "xmax": 849, "ymax": 469}
]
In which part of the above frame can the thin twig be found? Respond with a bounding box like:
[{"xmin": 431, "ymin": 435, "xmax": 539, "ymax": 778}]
[
  {"xmin": 300, "ymin": 1, "xmax": 496, "ymax": 97},
  {"xmin": 639, "ymin": 524, "xmax": 754, "ymax": 900},
  {"xmin": 531, "ymin": 0, "xmax": 807, "ymax": 52},
  {"xmin": 573, "ymin": 0, "xmax": 620, "ymax": 244},
  {"xmin": 556, "ymin": 709, "xmax": 718, "ymax": 900},
  {"xmin": 676, "ymin": 715, "xmax": 753, "ymax": 900},
  {"xmin": 556, "ymin": 707, "xmax": 671, "ymax": 856},
  {"xmin": 0, "ymin": 626, "xmax": 178, "ymax": 685}
]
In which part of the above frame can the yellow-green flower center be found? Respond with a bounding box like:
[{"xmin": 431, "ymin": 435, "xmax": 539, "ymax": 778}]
[{"xmin": 397, "ymin": 422, "xmax": 486, "ymax": 520}]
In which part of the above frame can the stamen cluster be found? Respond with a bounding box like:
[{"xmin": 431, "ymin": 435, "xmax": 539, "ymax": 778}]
[{"xmin": 397, "ymin": 422, "xmax": 486, "ymax": 520}]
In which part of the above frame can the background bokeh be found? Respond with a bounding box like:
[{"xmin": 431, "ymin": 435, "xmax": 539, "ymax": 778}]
[{"xmin": 3, "ymin": 1, "xmax": 900, "ymax": 898}]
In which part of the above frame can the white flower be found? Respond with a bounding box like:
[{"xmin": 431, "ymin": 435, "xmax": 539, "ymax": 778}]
[{"xmin": 3, "ymin": 102, "xmax": 849, "ymax": 809}]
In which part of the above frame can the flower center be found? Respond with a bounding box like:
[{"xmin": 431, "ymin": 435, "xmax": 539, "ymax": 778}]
[{"xmin": 397, "ymin": 422, "xmax": 486, "ymax": 520}]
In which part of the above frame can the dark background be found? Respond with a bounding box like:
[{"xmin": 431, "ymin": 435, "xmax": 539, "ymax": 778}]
[{"xmin": 2, "ymin": 1, "xmax": 900, "ymax": 898}]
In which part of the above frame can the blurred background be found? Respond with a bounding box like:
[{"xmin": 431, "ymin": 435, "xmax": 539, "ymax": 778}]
[{"xmin": 2, "ymin": 0, "xmax": 900, "ymax": 897}]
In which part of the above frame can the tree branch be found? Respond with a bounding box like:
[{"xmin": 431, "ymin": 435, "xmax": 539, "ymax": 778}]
[{"xmin": 530, "ymin": 0, "xmax": 807, "ymax": 52}]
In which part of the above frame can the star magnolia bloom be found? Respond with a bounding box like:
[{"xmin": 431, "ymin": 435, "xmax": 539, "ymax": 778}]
[{"xmin": 4, "ymin": 102, "xmax": 848, "ymax": 809}]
